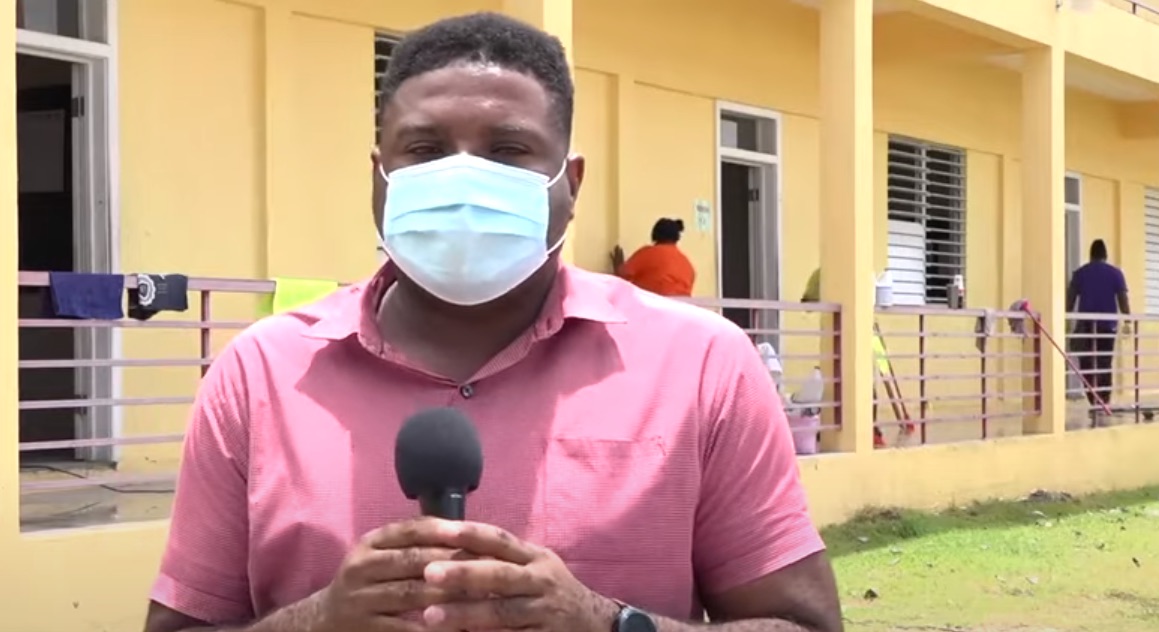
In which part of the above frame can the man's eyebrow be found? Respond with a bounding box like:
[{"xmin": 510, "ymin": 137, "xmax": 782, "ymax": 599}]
[
  {"xmin": 394, "ymin": 124, "xmax": 441, "ymax": 139},
  {"xmin": 489, "ymin": 123, "xmax": 540, "ymax": 137}
]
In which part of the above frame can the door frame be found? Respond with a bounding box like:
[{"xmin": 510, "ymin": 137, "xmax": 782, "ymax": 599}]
[
  {"xmin": 1064, "ymin": 171, "xmax": 1083, "ymax": 275},
  {"xmin": 1064, "ymin": 171, "xmax": 1082, "ymax": 399},
  {"xmin": 17, "ymin": 0, "xmax": 121, "ymax": 463},
  {"xmin": 713, "ymin": 100, "xmax": 783, "ymax": 304}
]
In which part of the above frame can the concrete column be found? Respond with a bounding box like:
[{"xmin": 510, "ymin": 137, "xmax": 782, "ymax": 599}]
[
  {"xmin": 819, "ymin": 0, "xmax": 875, "ymax": 454},
  {"xmin": 0, "ymin": 0, "xmax": 20, "ymax": 537},
  {"xmin": 1020, "ymin": 45, "xmax": 1066, "ymax": 436},
  {"xmin": 613, "ymin": 73, "xmax": 636, "ymax": 254},
  {"xmin": 262, "ymin": 6, "xmax": 291, "ymax": 278},
  {"xmin": 502, "ymin": 0, "xmax": 576, "ymax": 265}
]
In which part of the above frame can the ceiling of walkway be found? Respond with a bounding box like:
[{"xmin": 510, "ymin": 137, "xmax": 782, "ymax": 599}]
[{"xmin": 790, "ymin": 0, "xmax": 1159, "ymax": 103}]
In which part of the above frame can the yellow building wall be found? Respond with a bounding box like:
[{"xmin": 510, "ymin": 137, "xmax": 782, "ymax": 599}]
[
  {"xmin": 6, "ymin": 1, "xmax": 1159, "ymax": 631},
  {"xmin": 571, "ymin": 0, "xmax": 1159, "ymax": 443},
  {"xmin": 106, "ymin": 0, "xmax": 1159, "ymax": 470}
]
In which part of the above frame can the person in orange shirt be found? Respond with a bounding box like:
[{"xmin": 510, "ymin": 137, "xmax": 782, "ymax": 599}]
[{"xmin": 611, "ymin": 218, "xmax": 696, "ymax": 297}]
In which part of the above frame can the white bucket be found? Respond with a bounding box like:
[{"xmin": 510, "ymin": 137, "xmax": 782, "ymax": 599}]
[
  {"xmin": 787, "ymin": 414, "xmax": 821, "ymax": 455},
  {"xmin": 875, "ymin": 271, "xmax": 895, "ymax": 308}
]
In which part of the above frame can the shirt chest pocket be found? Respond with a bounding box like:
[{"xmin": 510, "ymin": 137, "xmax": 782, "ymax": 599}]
[{"xmin": 543, "ymin": 437, "xmax": 694, "ymax": 564}]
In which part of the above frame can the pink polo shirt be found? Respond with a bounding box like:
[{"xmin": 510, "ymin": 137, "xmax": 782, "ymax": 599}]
[{"xmin": 151, "ymin": 264, "xmax": 824, "ymax": 624}]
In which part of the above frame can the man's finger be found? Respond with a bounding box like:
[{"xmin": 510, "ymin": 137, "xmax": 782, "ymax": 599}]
[
  {"xmin": 363, "ymin": 518, "xmax": 461, "ymax": 549},
  {"xmin": 350, "ymin": 547, "xmax": 476, "ymax": 583},
  {"xmin": 424, "ymin": 597, "xmax": 543, "ymax": 630},
  {"xmin": 445, "ymin": 522, "xmax": 540, "ymax": 564},
  {"xmin": 348, "ymin": 579, "xmax": 455, "ymax": 615},
  {"xmin": 424, "ymin": 559, "xmax": 545, "ymax": 597}
]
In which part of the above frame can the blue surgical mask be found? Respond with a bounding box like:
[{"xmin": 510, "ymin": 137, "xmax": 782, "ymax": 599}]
[{"xmin": 379, "ymin": 153, "xmax": 568, "ymax": 306}]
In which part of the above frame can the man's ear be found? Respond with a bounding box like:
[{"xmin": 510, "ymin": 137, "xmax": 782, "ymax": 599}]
[
  {"xmin": 565, "ymin": 154, "xmax": 585, "ymax": 207},
  {"xmin": 371, "ymin": 146, "xmax": 385, "ymax": 235}
]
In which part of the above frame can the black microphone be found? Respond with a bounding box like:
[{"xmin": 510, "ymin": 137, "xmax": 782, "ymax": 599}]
[{"xmin": 394, "ymin": 407, "xmax": 484, "ymax": 520}]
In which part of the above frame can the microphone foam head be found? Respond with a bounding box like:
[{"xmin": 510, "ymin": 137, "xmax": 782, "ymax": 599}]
[{"xmin": 394, "ymin": 407, "xmax": 483, "ymax": 500}]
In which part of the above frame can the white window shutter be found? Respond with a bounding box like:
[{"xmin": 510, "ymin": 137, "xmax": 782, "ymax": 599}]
[
  {"xmin": 886, "ymin": 137, "xmax": 967, "ymax": 305},
  {"xmin": 1144, "ymin": 187, "xmax": 1159, "ymax": 315}
]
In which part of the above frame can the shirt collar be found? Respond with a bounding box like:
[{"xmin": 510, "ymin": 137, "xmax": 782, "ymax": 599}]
[{"xmin": 302, "ymin": 261, "xmax": 626, "ymax": 344}]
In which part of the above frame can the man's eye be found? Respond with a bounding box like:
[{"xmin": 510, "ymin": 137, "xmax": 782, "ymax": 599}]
[
  {"xmin": 407, "ymin": 145, "xmax": 442, "ymax": 156},
  {"xmin": 492, "ymin": 145, "xmax": 529, "ymax": 156}
]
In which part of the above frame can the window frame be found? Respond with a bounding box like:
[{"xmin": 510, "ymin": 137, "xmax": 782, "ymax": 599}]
[{"xmin": 885, "ymin": 135, "xmax": 967, "ymax": 306}]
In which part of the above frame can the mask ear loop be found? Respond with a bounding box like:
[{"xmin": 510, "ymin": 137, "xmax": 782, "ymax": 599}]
[
  {"xmin": 546, "ymin": 156, "xmax": 571, "ymax": 187},
  {"xmin": 376, "ymin": 163, "xmax": 391, "ymax": 250},
  {"xmin": 544, "ymin": 157, "xmax": 572, "ymax": 255}
]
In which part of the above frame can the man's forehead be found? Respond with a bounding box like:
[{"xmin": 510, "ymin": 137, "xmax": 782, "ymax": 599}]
[{"xmin": 386, "ymin": 64, "xmax": 552, "ymax": 123}]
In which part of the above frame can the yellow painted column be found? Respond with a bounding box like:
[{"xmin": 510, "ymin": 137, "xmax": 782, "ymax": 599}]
[
  {"xmin": 262, "ymin": 6, "xmax": 291, "ymax": 279},
  {"xmin": 502, "ymin": 0, "xmax": 576, "ymax": 264},
  {"xmin": 613, "ymin": 73, "xmax": 636, "ymax": 253},
  {"xmin": 1020, "ymin": 45, "xmax": 1066, "ymax": 436},
  {"xmin": 819, "ymin": 0, "xmax": 874, "ymax": 454},
  {"xmin": 0, "ymin": 0, "xmax": 20, "ymax": 537}
]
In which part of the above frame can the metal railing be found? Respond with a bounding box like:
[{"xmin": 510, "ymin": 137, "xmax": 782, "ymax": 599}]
[
  {"xmin": 14, "ymin": 275, "xmax": 846, "ymax": 529},
  {"xmin": 682, "ymin": 297, "xmax": 844, "ymax": 453},
  {"xmin": 872, "ymin": 305, "xmax": 1042, "ymax": 447},
  {"xmin": 1062, "ymin": 311, "xmax": 1159, "ymax": 429},
  {"xmin": 1104, "ymin": 0, "xmax": 1159, "ymax": 22},
  {"xmin": 16, "ymin": 271, "xmax": 276, "ymax": 530}
]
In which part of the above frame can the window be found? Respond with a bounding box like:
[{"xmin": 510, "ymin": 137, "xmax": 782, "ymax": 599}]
[
  {"xmin": 373, "ymin": 33, "xmax": 398, "ymax": 141},
  {"xmin": 16, "ymin": 0, "xmax": 107, "ymax": 42},
  {"xmin": 719, "ymin": 112, "xmax": 777, "ymax": 154},
  {"xmin": 1145, "ymin": 187, "xmax": 1159, "ymax": 315},
  {"xmin": 886, "ymin": 137, "xmax": 966, "ymax": 305}
]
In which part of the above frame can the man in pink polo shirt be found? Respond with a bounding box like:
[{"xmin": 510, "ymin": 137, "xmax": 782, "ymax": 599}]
[{"xmin": 145, "ymin": 12, "xmax": 842, "ymax": 632}]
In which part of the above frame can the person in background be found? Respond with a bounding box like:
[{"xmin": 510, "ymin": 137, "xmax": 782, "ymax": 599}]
[
  {"xmin": 801, "ymin": 267, "xmax": 821, "ymax": 303},
  {"xmin": 1067, "ymin": 238, "xmax": 1131, "ymax": 417},
  {"xmin": 610, "ymin": 218, "xmax": 696, "ymax": 297},
  {"xmin": 801, "ymin": 266, "xmax": 887, "ymax": 447}
]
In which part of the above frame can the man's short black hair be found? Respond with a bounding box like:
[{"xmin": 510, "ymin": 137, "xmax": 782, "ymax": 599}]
[
  {"xmin": 379, "ymin": 12, "xmax": 574, "ymax": 138},
  {"xmin": 1090, "ymin": 238, "xmax": 1108, "ymax": 261}
]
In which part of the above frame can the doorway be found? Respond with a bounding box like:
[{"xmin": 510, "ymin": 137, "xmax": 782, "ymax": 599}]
[
  {"xmin": 719, "ymin": 160, "xmax": 779, "ymax": 339},
  {"xmin": 716, "ymin": 104, "xmax": 781, "ymax": 341},
  {"xmin": 16, "ymin": 51, "xmax": 113, "ymax": 464}
]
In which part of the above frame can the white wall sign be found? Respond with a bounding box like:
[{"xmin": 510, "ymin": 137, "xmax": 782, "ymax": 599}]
[{"xmin": 695, "ymin": 199, "xmax": 712, "ymax": 233}]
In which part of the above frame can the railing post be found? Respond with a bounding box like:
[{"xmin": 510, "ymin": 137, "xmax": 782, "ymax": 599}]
[
  {"xmin": 1032, "ymin": 316, "xmax": 1043, "ymax": 420},
  {"xmin": 200, "ymin": 290, "xmax": 212, "ymax": 377},
  {"xmin": 1133, "ymin": 319, "xmax": 1141, "ymax": 424},
  {"xmin": 918, "ymin": 314, "xmax": 927, "ymax": 445},
  {"xmin": 980, "ymin": 330, "xmax": 989, "ymax": 440}
]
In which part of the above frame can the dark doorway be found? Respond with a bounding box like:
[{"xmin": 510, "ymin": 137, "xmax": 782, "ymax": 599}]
[
  {"xmin": 720, "ymin": 161, "xmax": 757, "ymax": 331},
  {"xmin": 17, "ymin": 52, "xmax": 78, "ymax": 462}
]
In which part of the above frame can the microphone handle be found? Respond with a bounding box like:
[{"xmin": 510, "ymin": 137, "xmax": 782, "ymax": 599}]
[{"xmin": 419, "ymin": 488, "xmax": 467, "ymax": 520}]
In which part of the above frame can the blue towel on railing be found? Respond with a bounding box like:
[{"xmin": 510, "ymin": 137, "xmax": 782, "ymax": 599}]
[{"xmin": 48, "ymin": 272, "xmax": 125, "ymax": 319}]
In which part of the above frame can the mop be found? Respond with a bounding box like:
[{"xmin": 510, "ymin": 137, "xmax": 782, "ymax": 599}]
[{"xmin": 1016, "ymin": 300, "xmax": 1113, "ymax": 423}]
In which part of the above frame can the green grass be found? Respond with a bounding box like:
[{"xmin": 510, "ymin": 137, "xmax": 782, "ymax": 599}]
[{"xmin": 823, "ymin": 486, "xmax": 1159, "ymax": 632}]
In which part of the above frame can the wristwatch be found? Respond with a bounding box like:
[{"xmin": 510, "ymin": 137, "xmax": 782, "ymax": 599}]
[{"xmin": 612, "ymin": 601, "xmax": 658, "ymax": 632}]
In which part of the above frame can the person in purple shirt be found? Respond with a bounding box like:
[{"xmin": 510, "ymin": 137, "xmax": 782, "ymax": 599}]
[{"xmin": 1066, "ymin": 239, "xmax": 1131, "ymax": 413}]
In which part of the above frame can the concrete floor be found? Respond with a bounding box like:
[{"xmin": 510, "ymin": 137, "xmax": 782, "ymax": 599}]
[{"xmin": 19, "ymin": 463, "xmax": 174, "ymax": 532}]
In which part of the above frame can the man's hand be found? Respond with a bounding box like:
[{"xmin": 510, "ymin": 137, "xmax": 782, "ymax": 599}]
[
  {"xmin": 315, "ymin": 519, "xmax": 472, "ymax": 632},
  {"xmin": 419, "ymin": 522, "xmax": 616, "ymax": 632}
]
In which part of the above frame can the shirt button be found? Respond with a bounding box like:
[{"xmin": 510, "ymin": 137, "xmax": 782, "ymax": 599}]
[{"xmin": 459, "ymin": 384, "xmax": 475, "ymax": 399}]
